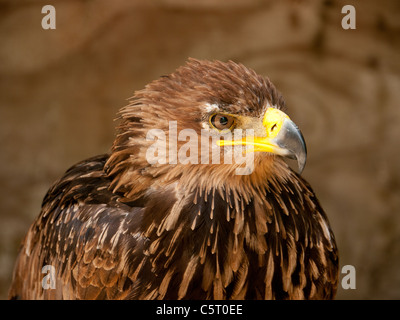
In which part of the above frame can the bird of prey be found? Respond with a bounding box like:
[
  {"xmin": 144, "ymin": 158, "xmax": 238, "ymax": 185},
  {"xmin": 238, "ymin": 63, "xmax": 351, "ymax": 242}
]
[{"xmin": 9, "ymin": 59, "xmax": 338, "ymax": 300}]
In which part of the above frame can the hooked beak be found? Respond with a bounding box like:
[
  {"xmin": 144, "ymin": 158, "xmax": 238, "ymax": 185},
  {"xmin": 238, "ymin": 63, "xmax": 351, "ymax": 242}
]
[{"xmin": 217, "ymin": 108, "xmax": 307, "ymax": 173}]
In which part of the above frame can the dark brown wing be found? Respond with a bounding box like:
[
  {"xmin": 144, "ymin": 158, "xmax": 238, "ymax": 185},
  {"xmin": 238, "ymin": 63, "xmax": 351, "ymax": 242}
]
[
  {"xmin": 8, "ymin": 154, "xmax": 338, "ymax": 300},
  {"xmin": 8, "ymin": 155, "xmax": 147, "ymax": 300}
]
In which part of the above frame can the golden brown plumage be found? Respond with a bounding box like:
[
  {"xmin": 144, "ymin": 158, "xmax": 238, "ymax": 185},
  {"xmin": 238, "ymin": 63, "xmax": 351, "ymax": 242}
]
[{"xmin": 9, "ymin": 59, "xmax": 338, "ymax": 300}]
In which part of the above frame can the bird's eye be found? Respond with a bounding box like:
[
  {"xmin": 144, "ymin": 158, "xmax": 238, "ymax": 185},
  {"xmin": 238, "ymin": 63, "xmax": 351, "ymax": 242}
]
[{"xmin": 210, "ymin": 114, "xmax": 235, "ymax": 131}]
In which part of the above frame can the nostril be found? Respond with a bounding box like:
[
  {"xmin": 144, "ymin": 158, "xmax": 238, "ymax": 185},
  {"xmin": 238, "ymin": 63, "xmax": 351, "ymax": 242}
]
[{"xmin": 271, "ymin": 123, "xmax": 277, "ymax": 132}]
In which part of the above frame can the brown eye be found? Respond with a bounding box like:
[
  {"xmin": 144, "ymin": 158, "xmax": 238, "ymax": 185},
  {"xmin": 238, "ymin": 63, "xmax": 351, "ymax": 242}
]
[{"xmin": 210, "ymin": 114, "xmax": 235, "ymax": 130}]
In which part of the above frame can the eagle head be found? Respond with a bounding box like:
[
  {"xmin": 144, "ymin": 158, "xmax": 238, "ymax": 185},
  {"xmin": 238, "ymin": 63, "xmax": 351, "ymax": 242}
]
[{"xmin": 106, "ymin": 59, "xmax": 306, "ymax": 200}]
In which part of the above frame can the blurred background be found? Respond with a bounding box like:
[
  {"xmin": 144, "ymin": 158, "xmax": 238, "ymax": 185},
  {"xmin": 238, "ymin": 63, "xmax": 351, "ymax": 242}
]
[{"xmin": 0, "ymin": 0, "xmax": 399, "ymax": 299}]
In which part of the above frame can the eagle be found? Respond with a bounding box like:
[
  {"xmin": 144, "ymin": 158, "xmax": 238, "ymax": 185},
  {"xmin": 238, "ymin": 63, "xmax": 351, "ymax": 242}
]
[{"xmin": 9, "ymin": 59, "xmax": 338, "ymax": 300}]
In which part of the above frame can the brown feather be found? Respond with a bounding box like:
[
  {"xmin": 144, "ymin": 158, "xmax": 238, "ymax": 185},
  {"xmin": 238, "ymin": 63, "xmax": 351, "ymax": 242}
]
[{"xmin": 8, "ymin": 59, "xmax": 338, "ymax": 300}]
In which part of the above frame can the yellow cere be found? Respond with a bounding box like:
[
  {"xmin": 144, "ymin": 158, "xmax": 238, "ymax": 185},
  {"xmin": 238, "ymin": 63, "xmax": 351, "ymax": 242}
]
[
  {"xmin": 216, "ymin": 108, "xmax": 292, "ymax": 156},
  {"xmin": 262, "ymin": 108, "xmax": 290, "ymax": 139}
]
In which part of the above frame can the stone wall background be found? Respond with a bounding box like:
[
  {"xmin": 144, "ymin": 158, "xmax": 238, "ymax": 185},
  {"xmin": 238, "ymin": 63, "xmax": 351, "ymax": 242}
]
[{"xmin": 0, "ymin": 0, "xmax": 399, "ymax": 299}]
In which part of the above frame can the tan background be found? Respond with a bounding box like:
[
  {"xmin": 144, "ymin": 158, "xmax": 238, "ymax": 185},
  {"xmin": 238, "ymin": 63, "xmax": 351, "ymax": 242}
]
[{"xmin": 0, "ymin": 0, "xmax": 399, "ymax": 299}]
